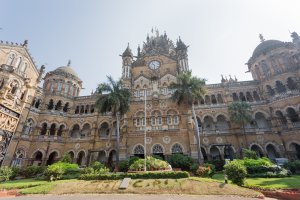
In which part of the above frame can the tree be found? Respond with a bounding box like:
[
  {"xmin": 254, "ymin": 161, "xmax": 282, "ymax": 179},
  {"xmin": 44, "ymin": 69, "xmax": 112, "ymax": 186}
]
[
  {"xmin": 228, "ymin": 101, "xmax": 252, "ymax": 148},
  {"xmin": 95, "ymin": 76, "xmax": 131, "ymax": 166},
  {"xmin": 169, "ymin": 71, "xmax": 206, "ymax": 164}
]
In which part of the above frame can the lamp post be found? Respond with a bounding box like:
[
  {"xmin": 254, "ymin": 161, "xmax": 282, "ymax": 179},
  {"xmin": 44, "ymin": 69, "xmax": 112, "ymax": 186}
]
[{"xmin": 144, "ymin": 89, "xmax": 147, "ymax": 172}]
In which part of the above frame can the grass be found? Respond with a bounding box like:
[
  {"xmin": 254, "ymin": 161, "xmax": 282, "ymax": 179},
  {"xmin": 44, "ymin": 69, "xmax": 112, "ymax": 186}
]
[{"xmin": 212, "ymin": 173, "xmax": 300, "ymax": 190}]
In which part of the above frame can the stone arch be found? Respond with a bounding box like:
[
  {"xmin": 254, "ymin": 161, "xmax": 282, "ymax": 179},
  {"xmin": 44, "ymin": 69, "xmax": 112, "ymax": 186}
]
[
  {"xmin": 171, "ymin": 143, "xmax": 184, "ymax": 154},
  {"xmin": 67, "ymin": 150, "xmax": 75, "ymax": 162},
  {"xmin": 152, "ymin": 143, "xmax": 164, "ymax": 159},
  {"xmin": 98, "ymin": 121, "xmax": 110, "ymax": 138},
  {"xmin": 108, "ymin": 149, "xmax": 117, "ymax": 165},
  {"xmin": 201, "ymin": 147, "xmax": 208, "ymax": 161},
  {"xmin": 40, "ymin": 122, "xmax": 48, "ymax": 135},
  {"xmin": 250, "ymin": 143, "xmax": 264, "ymax": 157},
  {"xmin": 275, "ymin": 110, "xmax": 288, "ymax": 129},
  {"xmin": 232, "ymin": 92, "xmax": 239, "ymax": 101},
  {"xmin": 286, "ymin": 77, "xmax": 297, "ymax": 90},
  {"xmin": 76, "ymin": 150, "xmax": 86, "ymax": 166},
  {"xmin": 132, "ymin": 144, "xmax": 145, "ymax": 158},
  {"xmin": 265, "ymin": 142, "xmax": 280, "ymax": 160},
  {"xmin": 288, "ymin": 142, "xmax": 300, "ymax": 160},
  {"xmin": 253, "ymin": 91, "xmax": 261, "ymax": 101},
  {"xmin": 209, "ymin": 146, "xmax": 221, "ymax": 160},
  {"xmin": 203, "ymin": 115, "xmax": 215, "ymax": 133},
  {"xmin": 224, "ymin": 146, "xmax": 235, "ymax": 160},
  {"xmin": 254, "ymin": 112, "xmax": 270, "ymax": 130},
  {"xmin": 216, "ymin": 114, "xmax": 229, "ymax": 132},
  {"xmin": 97, "ymin": 150, "xmax": 106, "ymax": 162},
  {"xmin": 11, "ymin": 148, "xmax": 26, "ymax": 167},
  {"xmin": 246, "ymin": 91, "xmax": 254, "ymax": 102},
  {"xmin": 31, "ymin": 150, "xmax": 44, "ymax": 165},
  {"xmin": 217, "ymin": 94, "xmax": 224, "ymax": 103},
  {"xmin": 81, "ymin": 123, "xmax": 91, "ymax": 138},
  {"xmin": 286, "ymin": 107, "xmax": 300, "ymax": 123},
  {"xmin": 49, "ymin": 123, "xmax": 57, "ymax": 136},
  {"xmin": 46, "ymin": 150, "xmax": 60, "ymax": 165},
  {"xmin": 275, "ymin": 80, "xmax": 287, "ymax": 93},
  {"xmin": 70, "ymin": 124, "xmax": 80, "ymax": 138},
  {"xmin": 266, "ymin": 85, "xmax": 275, "ymax": 96}
]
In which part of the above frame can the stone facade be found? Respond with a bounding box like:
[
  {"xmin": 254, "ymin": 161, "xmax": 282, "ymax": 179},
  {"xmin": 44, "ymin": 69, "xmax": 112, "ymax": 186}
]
[{"xmin": 1, "ymin": 31, "xmax": 300, "ymax": 167}]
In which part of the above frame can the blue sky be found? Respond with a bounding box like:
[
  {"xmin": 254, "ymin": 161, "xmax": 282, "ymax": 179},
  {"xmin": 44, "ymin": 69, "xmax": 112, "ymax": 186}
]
[{"xmin": 1, "ymin": 0, "xmax": 300, "ymax": 95}]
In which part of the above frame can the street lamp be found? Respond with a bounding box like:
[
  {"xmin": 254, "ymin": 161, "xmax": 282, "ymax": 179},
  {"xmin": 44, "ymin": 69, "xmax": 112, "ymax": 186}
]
[{"xmin": 144, "ymin": 90, "xmax": 147, "ymax": 172}]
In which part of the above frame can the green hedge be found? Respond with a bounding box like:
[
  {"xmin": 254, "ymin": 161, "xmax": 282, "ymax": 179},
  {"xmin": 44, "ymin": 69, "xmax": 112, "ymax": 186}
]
[{"xmin": 79, "ymin": 171, "xmax": 189, "ymax": 180}]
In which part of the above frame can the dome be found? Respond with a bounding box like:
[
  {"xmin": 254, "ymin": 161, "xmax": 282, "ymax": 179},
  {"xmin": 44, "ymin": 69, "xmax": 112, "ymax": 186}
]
[
  {"xmin": 53, "ymin": 65, "xmax": 80, "ymax": 80},
  {"xmin": 252, "ymin": 40, "xmax": 285, "ymax": 59}
]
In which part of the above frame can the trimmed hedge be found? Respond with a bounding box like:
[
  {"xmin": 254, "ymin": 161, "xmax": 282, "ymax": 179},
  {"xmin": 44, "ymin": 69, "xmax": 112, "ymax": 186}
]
[{"xmin": 79, "ymin": 171, "xmax": 189, "ymax": 180}]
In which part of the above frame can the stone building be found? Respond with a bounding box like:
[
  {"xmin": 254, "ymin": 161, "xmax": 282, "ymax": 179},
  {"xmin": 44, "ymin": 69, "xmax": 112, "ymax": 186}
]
[{"xmin": 1, "ymin": 30, "xmax": 300, "ymax": 167}]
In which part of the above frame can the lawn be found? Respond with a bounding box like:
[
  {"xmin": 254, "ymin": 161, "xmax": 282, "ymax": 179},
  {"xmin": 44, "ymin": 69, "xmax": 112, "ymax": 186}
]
[
  {"xmin": 0, "ymin": 178, "xmax": 262, "ymax": 197},
  {"xmin": 212, "ymin": 173, "xmax": 300, "ymax": 189}
]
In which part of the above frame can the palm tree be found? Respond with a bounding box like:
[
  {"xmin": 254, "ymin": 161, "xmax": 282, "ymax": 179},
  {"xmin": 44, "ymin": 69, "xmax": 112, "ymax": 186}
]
[
  {"xmin": 169, "ymin": 71, "xmax": 206, "ymax": 164},
  {"xmin": 95, "ymin": 76, "xmax": 131, "ymax": 166},
  {"xmin": 227, "ymin": 101, "xmax": 252, "ymax": 148}
]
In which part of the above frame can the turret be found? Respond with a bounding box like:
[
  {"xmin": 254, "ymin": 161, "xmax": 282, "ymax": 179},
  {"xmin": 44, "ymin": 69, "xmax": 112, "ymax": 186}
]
[
  {"xmin": 121, "ymin": 43, "xmax": 133, "ymax": 79},
  {"xmin": 176, "ymin": 37, "xmax": 189, "ymax": 72},
  {"xmin": 291, "ymin": 32, "xmax": 300, "ymax": 50}
]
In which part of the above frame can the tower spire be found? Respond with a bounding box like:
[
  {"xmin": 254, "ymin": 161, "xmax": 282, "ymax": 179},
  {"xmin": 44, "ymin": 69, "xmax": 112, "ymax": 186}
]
[{"xmin": 67, "ymin": 60, "xmax": 71, "ymax": 66}]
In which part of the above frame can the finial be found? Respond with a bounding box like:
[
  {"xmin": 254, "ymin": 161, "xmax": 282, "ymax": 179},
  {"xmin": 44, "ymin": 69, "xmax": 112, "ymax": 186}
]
[
  {"xmin": 234, "ymin": 75, "xmax": 238, "ymax": 81},
  {"xmin": 259, "ymin": 34, "xmax": 265, "ymax": 43},
  {"xmin": 137, "ymin": 45, "xmax": 141, "ymax": 56},
  {"xmin": 67, "ymin": 60, "xmax": 71, "ymax": 66},
  {"xmin": 23, "ymin": 40, "xmax": 28, "ymax": 47},
  {"xmin": 221, "ymin": 74, "xmax": 225, "ymax": 82},
  {"xmin": 127, "ymin": 42, "xmax": 129, "ymax": 48}
]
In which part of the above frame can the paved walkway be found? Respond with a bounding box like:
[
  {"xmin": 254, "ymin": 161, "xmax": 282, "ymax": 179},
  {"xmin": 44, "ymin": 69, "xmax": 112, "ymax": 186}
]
[{"xmin": 1, "ymin": 194, "xmax": 278, "ymax": 200}]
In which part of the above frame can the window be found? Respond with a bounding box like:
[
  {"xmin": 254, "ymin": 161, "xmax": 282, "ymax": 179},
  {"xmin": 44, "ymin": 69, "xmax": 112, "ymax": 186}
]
[
  {"xmin": 64, "ymin": 84, "xmax": 69, "ymax": 93},
  {"xmin": 6, "ymin": 53, "xmax": 15, "ymax": 66},
  {"xmin": 50, "ymin": 83, "xmax": 54, "ymax": 92},
  {"xmin": 173, "ymin": 116, "xmax": 179, "ymax": 125},
  {"xmin": 15, "ymin": 57, "xmax": 22, "ymax": 68},
  {"xmin": 57, "ymin": 82, "xmax": 62, "ymax": 91},
  {"xmin": 167, "ymin": 116, "xmax": 172, "ymax": 125}
]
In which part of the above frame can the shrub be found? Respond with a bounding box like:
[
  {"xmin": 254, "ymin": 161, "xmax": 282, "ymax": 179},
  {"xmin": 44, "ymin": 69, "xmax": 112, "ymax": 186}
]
[
  {"xmin": 91, "ymin": 161, "xmax": 105, "ymax": 170},
  {"xmin": 44, "ymin": 164, "xmax": 64, "ymax": 180},
  {"xmin": 11, "ymin": 166, "xmax": 21, "ymax": 179},
  {"xmin": 283, "ymin": 160, "xmax": 300, "ymax": 174},
  {"xmin": 0, "ymin": 166, "xmax": 13, "ymax": 181},
  {"xmin": 207, "ymin": 160, "xmax": 225, "ymax": 171},
  {"xmin": 203, "ymin": 163, "xmax": 216, "ymax": 177},
  {"xmin": 22, "ymin": 165, "xmax": 45, "ymax": 178},
  {"xmin": 224, "ymin": 160, "xmax": 247, "ymax": 186},
  {"xmin": 168, "ymin": 154, "xmax": 194, "ymax": 171},
  {"xmin": 190, "ymin": 163, "xmax": 199, "ymax": 174},
  {"xmin": 44, "ymin": 162, "xmax": 79, "ymax": 180},
  {"xmin": 242, "ymin": 157, "xmax": 273, "ymax": 167},
  {"xmin": 79, "ymin": 171, "xmax": 189, "ymax": 180},
  {"xmin": 118, "ymin": 157, "xmax": 140, "ymax": 172},
  {"xmin": 195, "ymin": 166, "xmax": 210, "ymax": 177},
  {"xmin": 243, "ymin": 149, "xmax": 258, "ymax": 159},
  {"xmin": 247, "ymin": 168, "xmax": 291, "ymax": 178},
  {"xmin": 60, "ymin": 153, "xmax": 73, "ymax": 163},
  {"xmin": 129, "ymin": 156, "xmax": 170, "ymax": 171}
]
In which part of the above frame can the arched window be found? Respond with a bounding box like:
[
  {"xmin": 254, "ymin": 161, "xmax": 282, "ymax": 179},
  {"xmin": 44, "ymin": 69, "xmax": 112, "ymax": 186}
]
[
  {"xmin": 275, "ymin": 110, "xmax": 288, "ymax": 130},
  {"xmin": 287, "ymin": 77, "xmax": 297, "ymax": 90},
  {"xmin": 152, "ymin": 144, "xmax": 164, "ymax": 154},
  {"xmin": 171, "ymin": 143, "xmax": 183, "ymax": 154},
  {"xmin": 217, "ymin": 94, "xmax": 223, "ymax": 103},
  {"xmin": 253, "ymin": 91, "xmax": 261, "ymax": 101},
  {"xmin": 232, "ymin": 93, "xmax": 239, "ymax": 101},
  {"xmin": 266, "ymin": 85, "xmax": 275, "ymax": 96},
  {"xmin": 205, "ymin": 95, "xmax": 211, "ymax": 104},
  {"xmin": 55, "ymin": 100, "xmax": 62, "ymax": 111},
  {"xmin": 49, "ymin": 124, "xmax": 56, "ymax": 136},
  {"xmin": 12, "ymin": 149, "xmax": 25, "ymax": 167},
  {"xmin": 266, "ymin": 144, "xmax": 279, "ymax": 160},
  {"xmin": 15, "ymin": 57, "xmax": 22, "ymax": 68},
  {"xmin": 40, "ymin": 123, "xmax": 47, "ymax": 135},
  {"xmin": 70, "ymin": 124, "xmax": 80, "ymax": 138},
  {"xmin": 246, "ymin": 92, "xmax": 253, "ymax": 102},
  {"xmin": 35, "ymin": 99, "xmax": 41, "ymax": 109},
  {"xmin": 75, "ymin": 106, "xmax": 79, "ymax": 114},
  {"xmin": 98, "ymin": 122, "xmax": 109, "ymax": 138},
  {"xmin": 210, "ymin": 146, "xmax": 221, "ymax": 160},
  {"xmin": 150, "ymin": 110, "xmax": 162, "ymax": 128},
  {"xmin": 9, "ymin": 80, "xmax": 19, "ymax": 95},
  {"xmin": 19, "ymin": 62, "xmax": 27, "ymax": 73},
  {"xmin": 135, "ymin": 111, "xmax": 145, "ymax": 129},
  {"xmin": 22, "ymin": 118, "xmax": 34, "ymax": 135},
  {"xmin": 211, "ymin": 95, "xmax": 217, "ymax": 104},
  {"xmin": 216, "ymin": 115, "xmax": 229, "ymax": 132},
  {"xmin": 57, "ymin": 82, "xmax": 62, "ymax": 91},
  {"xmin": 6, "ymin": 53, "xmax": 15, "ymax": 66},
  {"xmin": 81, "ymin": 123, "xmax": 91, "ymax": 138},
  {"xmin": 167, "ymin": 110, "xmax": 179, "ymax": 127},
  {"xmin": 203, "ymin": 116, "xmax": 215, "ymax": 133},
  {"xmin": 57, "ymin": 125, "xmax": 64, "ymax": 137},
  {"xmin": 239, "ymin": 92, "xmax": 246, "ymax": 101},
  {"xmin": 275, "ymin": 81, "xmax": 287, "ymax": 93},
  {"xmin": 286, "ymin": 107, "xmax": 300, "ymax": 123},
  {"xmin": 255, "ymin": 112, "xmax": 270, "ymax": 131},
  {"xmin": 63, "ymin": 102, "xmax": 69, "ymax": 112},
  {"xmin": 64, "ymin": 84, "xmax": 69, "ymax": 94},
  {"xmin": 47, "ymin": 99, "xmax": 54, "ymax": 110},
  {"xmin": 134, "ymin": 145, "xmax": 144, "ymax": 158}
]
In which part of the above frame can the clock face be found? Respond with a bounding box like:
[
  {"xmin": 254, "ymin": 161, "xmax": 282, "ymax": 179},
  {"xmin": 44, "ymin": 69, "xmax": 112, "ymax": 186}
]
[{"xmin": 148, "ymin": 60, "xmax": 161, "ymax": 70}]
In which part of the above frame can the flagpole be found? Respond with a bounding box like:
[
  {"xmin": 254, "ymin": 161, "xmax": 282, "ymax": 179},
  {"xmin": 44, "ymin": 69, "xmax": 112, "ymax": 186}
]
[{"xmin": 144, "ymin": 89, "xmax": 147, "ymax": 172}]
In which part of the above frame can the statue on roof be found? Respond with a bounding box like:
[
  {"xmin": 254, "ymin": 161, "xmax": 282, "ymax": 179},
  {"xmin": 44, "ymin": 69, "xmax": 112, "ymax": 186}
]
[{"xmin": 259, "ymin": 34, "xmax": 265, "ymax": 43}]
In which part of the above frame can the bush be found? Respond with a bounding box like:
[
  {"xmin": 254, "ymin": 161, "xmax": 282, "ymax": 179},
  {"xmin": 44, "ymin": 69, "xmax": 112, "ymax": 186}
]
[
  {"xmin": 0, "ymin": 166, "xmax": 13, "ymax": 181},
  {"xmin": 283, "ymin": 160, "xmax": 300, "ymax": 174},
  {"xmin": 91, "ymin": 161, "xmax": 105, "ymax": 170},
  {"xmin": 129, "ymin": 156, "xmax": 170, "ymax": 171},
  {"xmin": 224, "ymin": 160, "xmax": 247, "ymax": 186},
  {"xmin": 195, "ymin": 166, "xmax": 210, "ymax": 177},
  {"xmin": 44, "ymin": 162, "xmax": 79, "ymax": 180},
  {"xmin": 243, "ymin": 149, "xmax": 258, "ymax": 159},
  {"xmin": 207, "ymin": 160, "xmax": 225, "ymax": 171},
  {"xmin": 44, "ymin": 164, "xmax": 64, "ymax": 180},
  {"xmin": 79, "ymin": 171, "xmax": 189, "ymax": 180},
  {"xmin": 22, "ymin": 165, "xmax": 45, "ymax": 178},
  {"xmin": 242, "ymin": 157, "xmax": 273, "ymax": 168},
  {"xmin": 119, "ymin": 157, "xmax": 140, "ymax": 172},
  {"xmin": 247, "ymin": 168, "xmax": 291, "ymax": 178},
  {"xmin": 190, "ymin": 163, "xmax": 199, "ymax": 174},
  {"xmin": 60, "ymin": 153, "xmax": 73, "ymax": 163},
  {"xmin": 247, "ymin": 165, "xmax": 282, "ymax": 174},
  {"xmin": 11, "ymin": 166, "xmax": 21, "ymax": 179},
  {"xmin": 168, "ymin": 154, "xmax": 194, "ymax": 171}
]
